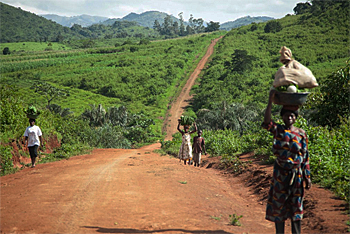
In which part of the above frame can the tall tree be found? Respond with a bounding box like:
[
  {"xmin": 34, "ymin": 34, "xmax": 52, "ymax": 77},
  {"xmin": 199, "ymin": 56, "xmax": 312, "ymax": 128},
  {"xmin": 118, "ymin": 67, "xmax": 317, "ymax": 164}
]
[
  {"xmin": 193, "ymin": 18, "xmax": 205, "ymax": 33},
  {"xmin": 153, "ymin": 20, "xmax": 161, "ymax": 33},
  {"xmin": 178, "ymin": 12, "xmax": 186, "ymax": 36},
  {"xmin": 185, "ymin": 25, "xmax": 193, "ymax": 35},
  {"xmin": 225, "ymin": 49, "xmax": 257, "ymax": 74},
  {"xmin": 188, "ymin": 14, "xmax": 195, "ymax": 34},
  {"xmin": 293, "ymin": 2, "xmax": 312, "ymax": 15},
  {"xmin": 162, "ymin": 15, "xmax": 173, "ymax": 35},
  {"xmin": 205, "ymin": 21, "xmax": 220, "ymax": 32},
  {"xmin": 32, "ymin": 82, "xmax": 69, "ymax": 108},
  {"xmin": 172, "ymin": 21, "xmax": 180, "ymax": 36}
]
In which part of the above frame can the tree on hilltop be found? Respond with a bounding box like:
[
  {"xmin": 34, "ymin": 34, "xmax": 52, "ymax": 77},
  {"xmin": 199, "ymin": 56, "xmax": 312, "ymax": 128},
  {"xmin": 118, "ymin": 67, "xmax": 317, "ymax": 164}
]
[
  {"xmin": 205, "ymin": 21, "xmax": 220, "ymax": 32},
  {"xmin": 293, "ymin": 2, "xmax": 312, "ymax": 15}
]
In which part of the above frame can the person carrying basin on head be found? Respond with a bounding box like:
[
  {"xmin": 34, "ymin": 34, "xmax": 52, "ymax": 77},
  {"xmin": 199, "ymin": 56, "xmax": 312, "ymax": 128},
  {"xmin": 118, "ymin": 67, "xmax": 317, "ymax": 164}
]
[
  {"xmin": 262, "ymin": 89, "xmax": 311, "ymax": 234},
  {"xmin": 24, "ymin": 118, "xmax": 43, "ymax": 168},
  {"xmin": 177, "ymin": 119, "xmax": 197, "ymax": 165}
]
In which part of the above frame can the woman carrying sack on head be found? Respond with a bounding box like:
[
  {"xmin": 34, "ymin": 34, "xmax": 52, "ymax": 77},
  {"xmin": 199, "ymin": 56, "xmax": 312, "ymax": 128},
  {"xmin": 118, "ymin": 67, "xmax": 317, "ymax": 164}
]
[
  {"xmin": 262, "ymin": 89, "xmax": 311, "ymax": 234},
  {"xmin": 24, "ymin": 118, "xmax": 43, "ymax": 168}
]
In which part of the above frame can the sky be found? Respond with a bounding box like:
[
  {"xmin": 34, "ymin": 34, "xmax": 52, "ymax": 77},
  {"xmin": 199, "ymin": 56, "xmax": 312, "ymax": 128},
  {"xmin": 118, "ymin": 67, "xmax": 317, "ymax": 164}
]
[{"xmin": 1, "ymin": 0, "xmax": 303, "ymax": 23}]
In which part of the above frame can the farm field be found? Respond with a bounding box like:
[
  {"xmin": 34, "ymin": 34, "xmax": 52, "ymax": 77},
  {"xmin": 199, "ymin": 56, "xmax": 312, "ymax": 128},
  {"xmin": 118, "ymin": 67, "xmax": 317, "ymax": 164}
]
[{"xmin": 1, "ymin": 1, "xmax": 349, "ymax": 233}]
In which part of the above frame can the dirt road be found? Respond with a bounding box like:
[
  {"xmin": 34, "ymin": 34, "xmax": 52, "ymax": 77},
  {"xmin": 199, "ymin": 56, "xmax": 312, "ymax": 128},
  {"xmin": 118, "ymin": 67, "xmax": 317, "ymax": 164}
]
[
  {"xmin": 164, "ymin": 36, "xmax": 223, "ymax": 141},
  {"xmin": 1, "ymin": 37, "xmax": 348, "ymax": 234},
  {"xmin": 1, "ymin": 36, "xmax": 273, "ymax": 234},
  {"xmin": 1, "ymin": 144, "xmax": 276, "ymax": 233}
]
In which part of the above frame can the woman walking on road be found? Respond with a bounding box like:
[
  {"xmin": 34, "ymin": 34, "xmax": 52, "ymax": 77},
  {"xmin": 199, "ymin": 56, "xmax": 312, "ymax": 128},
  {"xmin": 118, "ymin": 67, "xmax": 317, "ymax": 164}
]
[
  {"xmin": 262, "ymin": 90, "xmax": 312, "ymax": 234},
  {"xmin": 177, "ymin": 120, "xmax": 197, "ymax": 165},
  {"xmin": 24, "ymin": 118, "xmax": 43, "ymax": 168}
]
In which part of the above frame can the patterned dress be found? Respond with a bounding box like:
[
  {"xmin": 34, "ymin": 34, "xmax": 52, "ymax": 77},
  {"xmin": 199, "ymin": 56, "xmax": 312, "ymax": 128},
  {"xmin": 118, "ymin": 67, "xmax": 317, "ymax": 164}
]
[
  {"xmin": 178, "ymin": 133, "xmax": 193, "ymax": 161},
  {"xmin": 262, "ymin": 121, "xmax": 310, "ymax": 222}
]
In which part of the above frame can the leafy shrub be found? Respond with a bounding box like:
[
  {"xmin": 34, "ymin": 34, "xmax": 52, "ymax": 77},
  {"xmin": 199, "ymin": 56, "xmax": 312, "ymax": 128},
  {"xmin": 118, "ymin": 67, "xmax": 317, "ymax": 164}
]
[
  {"xmin": 3, "ymin": 47, "xmax": 10, "ymax": 55},
  {"xmin": 309, "ymin": 62, "xmax": 350, "ymax": 127},
  {"xmin": 295, "ymin": 116, "xmax": 350, "ymax": 202},
  {"xmin": 0, "ymin": 145, "xmax": 16, "ymax": 176},
  {"xmin": 264, "ymin": 21, "xmax": 283, "ymax": 33}
]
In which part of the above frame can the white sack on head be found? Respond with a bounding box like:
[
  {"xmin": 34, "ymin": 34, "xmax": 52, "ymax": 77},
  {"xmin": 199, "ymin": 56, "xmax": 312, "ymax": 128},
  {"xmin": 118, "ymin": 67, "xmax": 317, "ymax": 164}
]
[{"xmin": 273, "ymin": 46, "xmax": 319, "ymax": 89}]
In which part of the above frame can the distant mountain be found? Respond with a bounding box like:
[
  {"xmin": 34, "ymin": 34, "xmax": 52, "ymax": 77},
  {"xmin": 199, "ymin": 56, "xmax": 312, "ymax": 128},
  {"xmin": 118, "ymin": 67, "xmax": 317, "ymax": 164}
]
[
  {"xmin": 41, "ymin": 14, "xmax": 109, "ymax": 27},
  {"xmin": 220, "ymin": 16, "xmax": 274, "ymax": 31},
  {"xmin": 41, "ymin": 11, "xmax": 184, "ymax": 29},
  {"xmin": 102, "ymin": 11, "xmax": 183, "ymax": 28}
]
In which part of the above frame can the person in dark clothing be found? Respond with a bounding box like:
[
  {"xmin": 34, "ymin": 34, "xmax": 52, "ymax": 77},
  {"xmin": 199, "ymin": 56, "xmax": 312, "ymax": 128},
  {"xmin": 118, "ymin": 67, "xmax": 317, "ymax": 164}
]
[{"xmin": 192, "ymin": 130, "xmax": 206, "ymax": 167}]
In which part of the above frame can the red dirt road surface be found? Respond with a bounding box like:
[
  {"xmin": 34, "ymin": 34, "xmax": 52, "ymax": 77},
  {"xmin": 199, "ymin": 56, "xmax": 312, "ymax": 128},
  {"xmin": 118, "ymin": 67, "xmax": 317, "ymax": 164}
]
[
  {"xmin": 1, "ymin": 37, "xmax": 348, "ymax": 234},
  {"xmin": 1, "ymin": 145, "xmax": 275, "ymax": 233}
]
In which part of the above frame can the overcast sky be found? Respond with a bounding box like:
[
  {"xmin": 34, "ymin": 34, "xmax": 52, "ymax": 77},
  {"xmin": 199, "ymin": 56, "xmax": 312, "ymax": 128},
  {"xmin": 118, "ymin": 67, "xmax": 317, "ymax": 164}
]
[{"xmin": 2, "ymin": 0, "xmax": 302, "ymax": 23}]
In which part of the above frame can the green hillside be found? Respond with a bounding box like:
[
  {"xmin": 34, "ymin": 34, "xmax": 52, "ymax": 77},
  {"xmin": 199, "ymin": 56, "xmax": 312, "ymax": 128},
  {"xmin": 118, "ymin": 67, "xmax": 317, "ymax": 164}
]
[
  {"xmin": 0, "ymin": 32, "xmax": 225, "ymax": 166},
  {"xmin": 0, "ymin": 2, "xmax": 84, "ymax": 43},
  {"xmin": 162, "ymin": 0, "xmax": 350, "ymax": 204},
  {"xmin": 111, "ymin": 11, "xmax": 183, "ymax": 28},
  {"xmin": 0, "ymin": 3, "xmax": 215, "ymax": 44},
  {"xmin": 220, "ymin": 16, "xmax": 274, "ymax": 31},
  {"xmin": 0, "ymin": 2, "xmax": 161, "ymax": 43},
  {"xmin": 192, "ymin": 0, "xmax": 349, "ymax": 111}
]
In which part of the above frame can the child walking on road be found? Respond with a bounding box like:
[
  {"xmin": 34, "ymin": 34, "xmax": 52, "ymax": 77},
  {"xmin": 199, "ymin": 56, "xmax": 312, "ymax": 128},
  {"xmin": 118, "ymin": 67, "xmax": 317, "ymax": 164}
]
[
  {"xmin": 24, "ymin": 118, "xmax": 43, "ymax": 168},
  {"xmin": 192, "ymin": 130, "xmax": 206, "ymax": 167}
]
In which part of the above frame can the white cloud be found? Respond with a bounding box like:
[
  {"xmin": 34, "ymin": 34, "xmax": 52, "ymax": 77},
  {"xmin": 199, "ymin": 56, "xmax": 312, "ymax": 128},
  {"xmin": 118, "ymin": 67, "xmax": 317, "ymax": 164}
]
[{"xmin": 1, "ymin": 0, "xmax": 300, "ymax": 23}]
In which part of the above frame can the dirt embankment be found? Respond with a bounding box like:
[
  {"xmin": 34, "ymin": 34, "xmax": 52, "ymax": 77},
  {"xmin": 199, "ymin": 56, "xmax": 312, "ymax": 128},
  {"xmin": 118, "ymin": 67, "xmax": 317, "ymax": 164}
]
[{"xmin": 6, "ymin": 134, "xmax": 61, "ymax": 168}]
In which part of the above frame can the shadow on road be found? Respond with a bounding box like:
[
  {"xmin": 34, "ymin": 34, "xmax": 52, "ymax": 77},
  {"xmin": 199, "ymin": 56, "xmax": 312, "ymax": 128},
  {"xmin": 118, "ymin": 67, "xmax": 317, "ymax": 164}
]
[{"xmin": 82, "ymin": 226, "xmax": 234, "ymax": 234}]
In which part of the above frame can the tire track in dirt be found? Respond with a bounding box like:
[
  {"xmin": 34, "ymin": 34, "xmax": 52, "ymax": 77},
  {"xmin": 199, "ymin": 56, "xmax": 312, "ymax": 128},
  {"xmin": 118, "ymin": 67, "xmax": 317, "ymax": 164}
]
[{"xmin": 54, "ymin": 150, "xmax": 137, "ymax": 233}]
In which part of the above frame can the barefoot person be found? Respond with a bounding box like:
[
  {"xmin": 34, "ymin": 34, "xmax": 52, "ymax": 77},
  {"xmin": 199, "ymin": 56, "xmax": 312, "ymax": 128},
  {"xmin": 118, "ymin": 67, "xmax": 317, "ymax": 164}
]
[
  {"xmin": 177, "ymin": 120, "xmax": 197, "ymax": 165},
  {"xmin": 192, "ymin": 130, "xmax": 206, "ymax": 167},
  {"xmin": 24, "ymin": 119, "xmax": 43, "ymax": 168},
  {"xmin": 262, "ymin": 90, "xmax": 311, "ymax": 234}
]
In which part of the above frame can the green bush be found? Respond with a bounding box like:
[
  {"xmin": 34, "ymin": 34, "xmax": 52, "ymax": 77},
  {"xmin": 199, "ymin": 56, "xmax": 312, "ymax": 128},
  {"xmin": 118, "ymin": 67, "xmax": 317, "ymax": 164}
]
[{"xmin": 0, "ymin": 145, "xmax": 16, "ymax": 176}]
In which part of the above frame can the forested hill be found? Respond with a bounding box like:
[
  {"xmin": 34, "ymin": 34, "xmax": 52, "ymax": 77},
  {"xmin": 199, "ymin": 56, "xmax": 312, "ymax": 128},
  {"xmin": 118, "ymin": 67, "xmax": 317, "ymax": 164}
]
[
  {"xmin": 104, "ymin": 11, "xmax": 183, "ymax": 28},
  {"xmin": 0, "ymin": 2, "xmax": 159, "ymax": 43},
  {"xmin": 0, "ymin": 2, "xmax": 84, "ymax": 43},
  {"xmin": 41, "ymin": 11, "xmax": 182, "ymax": 28},
  {"xmin": 220, "ymin": 16, "xmax": 274, "ymax": 31}
]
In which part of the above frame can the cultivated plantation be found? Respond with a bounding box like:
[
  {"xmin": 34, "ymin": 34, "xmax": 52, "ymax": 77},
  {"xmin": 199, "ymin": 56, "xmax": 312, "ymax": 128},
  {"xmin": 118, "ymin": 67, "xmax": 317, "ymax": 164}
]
[
  {"xmin": 0, "ymin": 0, "xmax": 349, "ymax": 232},
  {"xmin": 1, "ymin": 32, "xmax": 225, "ymax": 167}
]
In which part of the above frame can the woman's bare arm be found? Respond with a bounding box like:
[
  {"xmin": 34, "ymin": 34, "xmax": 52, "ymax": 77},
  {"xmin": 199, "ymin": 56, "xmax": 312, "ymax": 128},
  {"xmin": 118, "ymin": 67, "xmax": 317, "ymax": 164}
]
[
  {"xmin": 264, "ymin": 89, "xmax": 276, "ymax": 125},
  {"xmin": 177, "ymin": 120, "xmax": 184, "ymax": 135}
]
